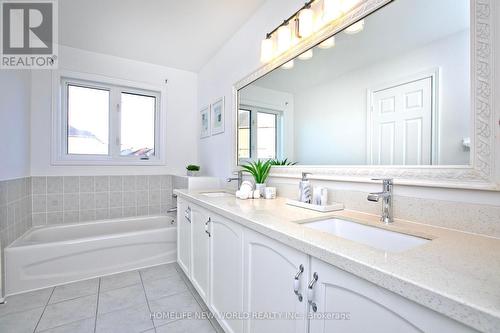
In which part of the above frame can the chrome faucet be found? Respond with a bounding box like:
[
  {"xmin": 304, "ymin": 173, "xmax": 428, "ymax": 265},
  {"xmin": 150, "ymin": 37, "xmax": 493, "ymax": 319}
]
[
  {"xmin": 367, "ymin": 178, "xmax": 393, "ymax": 224},
  {"xmin": 227, "ymin": 170, "xmax": 243, "ymax": 189}
]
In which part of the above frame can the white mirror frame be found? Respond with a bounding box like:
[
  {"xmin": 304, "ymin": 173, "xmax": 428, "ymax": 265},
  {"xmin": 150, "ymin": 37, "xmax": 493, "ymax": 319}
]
[{"xmin": 232, "ymin": 0, "xmax": 499, "ymax": 190}]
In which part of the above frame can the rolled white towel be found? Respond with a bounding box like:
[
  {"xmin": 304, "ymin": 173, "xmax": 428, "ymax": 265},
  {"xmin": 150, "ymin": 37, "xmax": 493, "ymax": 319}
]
[
  {"xmin": 240, "ymin": 181, "xmax": 253, "ymax": 194},
  {"xmin": 236, "ymin": 190, "xmax": 249, "ymax": 200}
]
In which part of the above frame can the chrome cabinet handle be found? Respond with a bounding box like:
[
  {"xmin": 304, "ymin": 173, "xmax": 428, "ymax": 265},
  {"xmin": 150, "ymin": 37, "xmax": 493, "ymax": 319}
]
[
  {"xmin": 293, "ymin": 264, "xmax": 304, "ymax": 302},
  {"xmin": 205, "ymin": 218, "xmax": 211, "ymax": 237},
  {"xmin": 184, "ymin": 206, "xmax": 191, "ymax": 223},
  {"xmin": 307, "ymin": 272, "xmax": 318, "ymax": 312}
]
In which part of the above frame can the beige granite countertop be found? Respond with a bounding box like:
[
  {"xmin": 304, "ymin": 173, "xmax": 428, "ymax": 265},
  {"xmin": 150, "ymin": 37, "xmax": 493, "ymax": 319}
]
[{"xmin": 174, "ymin": 189, "xmax": 500, "ymax": 333}]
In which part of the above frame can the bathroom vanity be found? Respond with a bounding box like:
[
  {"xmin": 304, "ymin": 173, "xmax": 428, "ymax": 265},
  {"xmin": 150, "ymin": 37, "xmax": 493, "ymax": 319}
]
[{"xmin": 175, "ymin": 189, "xmax": 500, "ymax": 333}]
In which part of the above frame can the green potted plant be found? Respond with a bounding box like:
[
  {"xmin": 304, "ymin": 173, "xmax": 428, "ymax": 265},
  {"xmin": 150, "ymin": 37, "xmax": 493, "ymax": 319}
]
[
  {"xmin": 270, "ymin": 158, "xmax": 298, "ymax": 166},
  {"xmin": 186, "ymin": 164, "xmax": 200, "ymax": 177},
  {"xmin": 241, "ymin": 160, "xmax": 272, "ymax": 197}
]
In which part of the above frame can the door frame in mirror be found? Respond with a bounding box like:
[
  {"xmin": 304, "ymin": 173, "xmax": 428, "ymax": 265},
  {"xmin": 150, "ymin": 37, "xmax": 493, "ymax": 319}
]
[{"xmin": 232, "ymin": 0, "xmax": 498, "ymax": 190}]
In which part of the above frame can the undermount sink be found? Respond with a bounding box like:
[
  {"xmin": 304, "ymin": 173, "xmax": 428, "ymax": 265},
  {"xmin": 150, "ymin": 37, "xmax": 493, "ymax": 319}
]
[
  {"xmin": 200, "ymin": 191, "xmax": 234, "ymax": 198},
  {"xmin": 303, "ymin": 218, "xmax": 429, "ymax": 253}
]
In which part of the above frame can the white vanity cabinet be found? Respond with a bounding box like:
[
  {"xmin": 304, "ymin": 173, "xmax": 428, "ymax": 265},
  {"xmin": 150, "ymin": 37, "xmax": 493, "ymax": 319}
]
[
  {"xmin": 243, "ymin": 229, "xmax": 309, "ymax": 333},
  {"xmin": 209, "ymin": 214, "xmax": 245, "ymax": 333},
  {"xmin": 176, "ymin": 198, "xmax": 191, "ymax": 275},
  {"xmin": 308, "ymin": 258, "xmax": 476, "ymax": 333},
  {"xmin": 177, "ymin": 200, "xmax": 244, "ymax": 333},
  {"xmin": 190, "ymin": 205, "xmax": 211, "ymax": 303},
  {"xmin": 177, "ymin": 197, "xmax": 476, "ymax": 333}
]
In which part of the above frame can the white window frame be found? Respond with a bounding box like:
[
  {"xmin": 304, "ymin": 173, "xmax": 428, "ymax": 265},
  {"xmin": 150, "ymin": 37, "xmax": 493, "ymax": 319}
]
[
  {"xmin": 238, "ymin": 104, "xmax": 283, "ymax": 164},
  {"xmin": 51, "ymin": 70, "xmax": 167, "ymax": 166}
]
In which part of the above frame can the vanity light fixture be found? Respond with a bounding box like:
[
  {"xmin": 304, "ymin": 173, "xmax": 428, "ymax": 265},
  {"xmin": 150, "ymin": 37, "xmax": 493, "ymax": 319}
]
[
  {"xmin": 344, "ymin": 19, "xmax": 365, "ymax": 34},
  {"xmin": 259, "ymin": 0, "xmax": 364, "ymax": 63},
  {"xmin": 260, "ymin": 0, "xmax": 317, "ymax": 63},
  {"xmin": 260, "ymin": 37, "xmax": 274, "ymax": 62},
  {"xmin": 277, "ymin": 23, "xmax": 292, "ymax": 53},
  {"xmin": 298, "ymin": 49, "xmax": 314, "ymax": 60},
  {"xmin": 323, "ymin": 0, "xmax": 342, "ymax": 22},
  {"xmin": 318, "ymin": 36, "xmax": 336, "ymax": 49},
  {"xmin": 281, "ymin": 60, "xmax": 295, "ymax": 69},
  {"xmin": 298, "ymin": 6, "xmax": 314, "ymax": 38}
]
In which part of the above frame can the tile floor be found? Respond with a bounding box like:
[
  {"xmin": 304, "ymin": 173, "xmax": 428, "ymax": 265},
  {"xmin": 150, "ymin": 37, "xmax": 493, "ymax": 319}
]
[{"xmin": 0, "ymin": 263, "xmax": 223, "ymax": 333}]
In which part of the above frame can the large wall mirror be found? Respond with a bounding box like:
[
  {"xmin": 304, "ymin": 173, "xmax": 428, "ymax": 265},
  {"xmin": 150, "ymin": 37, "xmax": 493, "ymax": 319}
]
[
  {"xmin": 234, "ymin": 0, "xmax": 497, "ymax": 189},
  {"xmin": 238, "ymin": 0, "xmax": 470, "ymax": 166}
]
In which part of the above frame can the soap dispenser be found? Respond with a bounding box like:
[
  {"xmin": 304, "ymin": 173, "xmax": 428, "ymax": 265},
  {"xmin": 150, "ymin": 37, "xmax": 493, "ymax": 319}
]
[{"xmin": 298, "ymin": 172, "xmax": 312, "ymax": 203}]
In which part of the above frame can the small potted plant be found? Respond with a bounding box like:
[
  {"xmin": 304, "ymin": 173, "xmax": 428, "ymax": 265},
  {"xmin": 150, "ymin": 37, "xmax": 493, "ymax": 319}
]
[
  {"xmin": 186, "ymin": 164, "xmax": 200, "ymax": 177},
  {"xmin": 270, "ymin": 158, "xmax": 298, "ymax": 166},
  {"xmin": 241, "ymin": 160, "xmax": 272, "ymax": 197}
]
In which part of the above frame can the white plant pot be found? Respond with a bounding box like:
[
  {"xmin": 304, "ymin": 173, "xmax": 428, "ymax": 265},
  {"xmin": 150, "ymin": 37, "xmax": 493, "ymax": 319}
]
[
  {"xmin": 255, "ymin": 183, "xmax": 266, "ymax": 197},
  {"xmin": 186, "ymin": 170, "xmax": 199, "ymax": 177}
]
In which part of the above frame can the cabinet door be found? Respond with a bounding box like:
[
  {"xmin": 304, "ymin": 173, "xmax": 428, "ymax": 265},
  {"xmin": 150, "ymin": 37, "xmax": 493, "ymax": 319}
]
[
  {"xmin": 209, "ymin": 214, "xmax": 244, "ymax": 333},
  {"xmin": 309, "ymin": 258, "xmax": 476, "ymax": 333},
  {"xmin": 176, "ymin": 199, "xmax": 192, "ymax": 276},
  {"xmin": 243, "ymin": 229, "xmax": 309, "ymax": 333},
  {"xmin": 190, "ymin": 205, "xmax": 210, "ymax": 303}
]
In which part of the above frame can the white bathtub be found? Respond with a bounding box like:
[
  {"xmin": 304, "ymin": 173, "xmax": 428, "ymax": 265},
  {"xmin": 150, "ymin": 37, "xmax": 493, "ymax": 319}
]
[{"xmin": 4, "ymin": 215, "xmax": 176, "ymax": 295}]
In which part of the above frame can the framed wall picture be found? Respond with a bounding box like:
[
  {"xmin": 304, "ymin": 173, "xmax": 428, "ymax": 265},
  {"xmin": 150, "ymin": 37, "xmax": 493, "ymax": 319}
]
[
  {"xmin": 211, "ymin": 97, "xmax": 225, "ymax": 135},
  {"xmin": 200, "ymin": 105, "xmax": 210, "ymax": 138}
]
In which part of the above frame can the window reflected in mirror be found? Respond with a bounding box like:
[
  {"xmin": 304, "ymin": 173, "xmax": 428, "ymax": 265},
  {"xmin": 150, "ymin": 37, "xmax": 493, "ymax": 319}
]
[
  {"xmin": 257, "ymin": 112, "xmax": 277, "ymax": 159},
  {"xmin": 237, "ymin": 0, "xmax": 471, "ymax": 167},
  {"xmin": 238, "ymin": 109, "xmax": 251, "ymax": 159},
  {"xmin": 238, "ymin": 105, "xmax": 283, "ymax": 161}
]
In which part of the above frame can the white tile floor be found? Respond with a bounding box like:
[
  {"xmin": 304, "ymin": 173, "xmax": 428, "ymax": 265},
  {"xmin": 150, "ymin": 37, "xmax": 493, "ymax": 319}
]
[{"xmin": 0, "ymin": 263, "xmax": 223, "ymax": 333}]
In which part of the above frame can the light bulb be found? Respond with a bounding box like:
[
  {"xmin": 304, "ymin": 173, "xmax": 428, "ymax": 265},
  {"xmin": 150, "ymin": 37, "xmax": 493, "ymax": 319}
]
[
  {"xmin": 281, "ymin": 60, "xmax": 294, "ymax": 69},
  {"xmin": 277, "ymin": 24, "xmax": 292, "ymax": 53},
  {"xmin": 298, "ymin": 7, "xmax": 314, "ymax": 38},
  {"xmin": 318, "ymin": 36, "xmax": 336, "ymax": 49},
  {"xmin": 313, "ymin": 14, "xmax": 324, "ymax": 32},
  {"xmin": 298, "ymin": 49, "xmax": 313, "ymax": 60},
  {"xmin": 340, "ymin": 0, "xmax": 361, "ymax": 13},
  {"xmin": 260, "ymin": 38, "xmax": 274, "ymax": 62},
  {"xmin": 323, "ymin": 0, "xmax": 342, "ymax": 22},
  {"xmin": 344, "ymin": 19, "xmax": 364, "ymax": 34}
]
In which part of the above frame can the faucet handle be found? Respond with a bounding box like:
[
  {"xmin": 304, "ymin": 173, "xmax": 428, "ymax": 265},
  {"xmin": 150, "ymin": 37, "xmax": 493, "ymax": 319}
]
[
  {"xmin": 372, "ymin": 178, "xmax": 393, "ymax": 184},
  {"xmin": 302, "ymin": 172, "xmax": 312, "ymax": 180}
]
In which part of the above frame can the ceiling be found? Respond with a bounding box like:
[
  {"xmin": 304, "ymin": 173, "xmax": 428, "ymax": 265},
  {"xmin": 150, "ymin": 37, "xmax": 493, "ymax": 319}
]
[
  {"xmin": 253, "ymin": 0, "xmax": 470, "ymax": 93},
  {"xmin": 59, "ymin": 0, "xmax": 266, "ymax": 72}
]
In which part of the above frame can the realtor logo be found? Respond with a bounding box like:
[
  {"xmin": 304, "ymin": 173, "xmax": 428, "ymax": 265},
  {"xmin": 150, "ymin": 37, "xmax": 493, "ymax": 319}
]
[{"xmin": 1, "ymin": 0, "xmax": 58, "ymax": 69}]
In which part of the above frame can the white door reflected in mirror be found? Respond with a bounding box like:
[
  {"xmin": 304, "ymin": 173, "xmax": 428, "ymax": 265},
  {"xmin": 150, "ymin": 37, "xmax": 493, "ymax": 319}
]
[{"xmin": 370, "ymin": 76, "xmax": 433, "ymax": 165}]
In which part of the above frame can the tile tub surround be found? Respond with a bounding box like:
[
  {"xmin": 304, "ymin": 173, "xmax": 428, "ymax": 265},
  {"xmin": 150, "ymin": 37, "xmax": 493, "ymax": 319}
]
[
  {"xmin": 175, "ymin": 189, "xmax": 500, "ymax": 333},
  {"xmin": 0, "ymin": 177, "xmax": 32, "ymax": 248},
  {"xmin": 265, "ymin": 181, "xmax": 500, "ymax": 238},
  {"xmin": 0, "ymin": 263, "xmax": 223, "ymax": 333},
  {"xmin": 31, "ymin": 175, "xmax": 175, "ymax": 226}
]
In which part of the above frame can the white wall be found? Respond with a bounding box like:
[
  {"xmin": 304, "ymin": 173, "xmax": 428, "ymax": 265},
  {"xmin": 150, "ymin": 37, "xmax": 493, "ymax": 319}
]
[
  {"xmin": 0, "ymin": 70, "xmax": 31, "ymax": 180},
  {"xmin": 197, "ymin": 0, "xmax": 500, "ymax": 205},
  {"xmin": 198, "ymin": 0, "xmax": 304, "ymax": 178},
  {"xmin": 293, "ymin": 31, "xmax": 470, "ymax": 165},
  {"xmin": 31, "ymin": 45, "xmax": 198, "ymax": 176}
]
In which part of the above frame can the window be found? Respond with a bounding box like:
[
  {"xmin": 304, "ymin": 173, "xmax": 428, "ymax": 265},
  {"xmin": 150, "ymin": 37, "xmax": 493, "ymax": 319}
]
[
  {"xmin": 238, "ymin": 106, "xmax": 282, "ymax": 163},
  {"xmin": 54, "ymin": 73, "xmax": 164, "ymax": 165},
  {"xmin": 257, "ymin": 112, "xmax": 277, "ymax": 159},
  {"xmin": 120, "ymin": 92, "xmax": 156, "ymax": 157},
  {"xmin": 238, "ymin": 109, "xmax": 251, "ymax": 159},
  {"xmin": 67, "ymin": 85, "xmax": 110, "ymax": 155}
]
